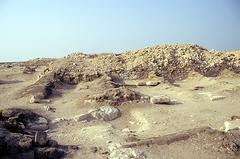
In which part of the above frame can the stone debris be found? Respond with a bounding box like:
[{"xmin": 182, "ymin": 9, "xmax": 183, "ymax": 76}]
[
  {"xmin": 88, "ymin": 87, "xmax": 141, "ymax": 106},
  {"xmin": 52, "ymin": 117, "xmax": 70, "ymax": 124},
  {"xmin": 72, "ymin": 113, "xmax": 94, "ymax": 122},
  {"xmin": 198, "ymin": 92, "xmax": 226, "ymax": 101},
  {"xmin": 44, "ymin": 105, "xmax": 55, "ymax": 112},
  {"xmin": 108, "ymin": 143, "xmax": 146, "ymax": 159},
  {"xmin": 136, "ymin": 81, "xmax": 146, "ymax": 86},
  {"xmin": 22, "ymin": 66, "xmax": 36, "ymax": 74},
  {"xmin": 209, "ymin": 95, "xmax": 226, "ymax": 101},
  {"xmin": 90, "ymin": 106, "xmax": 121, "ymax": 121},
  {"xmin": 146, "ymin": 81, "xmax": 160, "ymax": 86},
  {"xmin": 224, "ymin": 120, "xmax": 240, "ymax": 132},
  {"xmin": 34, "ymin": 131, "xmax": 47, "ymax": 146},
  {"xmin": 0, "ymin": 108, "xmax": 65, "ymax": 159},
  {"xmin": 29, "ymin": 95, "xmax": 40, "ymax": 104},
  {"xmin": 150, "ymin": 95, "xmax": 177, "ymax": 105}
]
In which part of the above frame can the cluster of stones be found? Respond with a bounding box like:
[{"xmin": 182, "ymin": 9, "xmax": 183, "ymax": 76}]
[{"xmin": 0, "ymin": 109, "xmax": 65, "ymax": 159}]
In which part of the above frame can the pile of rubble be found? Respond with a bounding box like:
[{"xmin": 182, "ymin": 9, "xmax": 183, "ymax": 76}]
[
  {"xmin": 0, "ymin": 108, "xmax": 65, "ymax": 159},
  {"xmin": 20, "ymin": 44, "xmax": 240, "ymax": 101}
]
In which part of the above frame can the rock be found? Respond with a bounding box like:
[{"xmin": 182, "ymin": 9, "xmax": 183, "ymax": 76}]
[
  {"xmin": 28, "ymin": 124, "xmax": 48, "ymax": 131},
  {"xmin": 52, "ymin": 117, "xmax": 69, "ymax": 124},
  {"xmin": 5, "ymin": 133, "xmax": 23, "ymax": 154},
  {"xmin": 90, "ymin": 146, "xmax": 98, "ymax": 153},
  {"xmin": 47, "ymin": 139, "xmax": 58, "ymax": 147},
  {"xmin": 210, "ymin": 95, "xmax": 225, "ymax": 101},
  {"xmin": 224, "ymin": 120, "xmax": 240, "ymax": 132},
  {"xmin": 231, "ymin": 115, "xmax": 240, "ymax": 120},
  {"xmin": 18, "ymin": 135, "xmax": 33, "ymax": 152},
  {"xmin": 90, "ymin": 106, "xmax": 121, "ymax": 121},
  {"xmin": 29, "ymin": 95, "xmax": 40, "ymax": 104},
  {"xmin": 34, "ymin": 131, "xmax": 47, "ymax": 146},
  {"xmin": 146, "ymin": 81, "xmax": 160, "ymax": 86},
  {"xmin": 136, "ymin": 81, "xmax": 146, "ymax": 86},
  {"xmin": 43, "ymin": 105, "xmax": 55, "ymax": 112},
  {"xmin": 35, "ymin": 117, "xmax": 48, "ymax": 125},
  {"xmin": 35, "ymin": 147, "xmax": 65, "ymax": 159},
  {"xmin": 72, "ymin": 113, "xmax": 94, "ymax": 122},
  {"xmin": 150, "ymin": 95, "xmax": 172, "ymax": 104},
  {"xmin": 1, "ymin": 109, "xmax": 19, "ymax": 118},
  {"xmin": 2, "ymin": 150, "xmax": 35, "ymax": 159},
  {"xmin": 108, "ymin": 143, "xmax": 146, "ymax": 159}
]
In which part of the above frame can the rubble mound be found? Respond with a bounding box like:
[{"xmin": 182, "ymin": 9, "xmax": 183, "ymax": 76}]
[
  {"xmin": 0, "ymin": 108, "xmax": 65, "ymax": 159},
  {"xmin": 20, "ymin": 44, "xmax": 240, "ymax": 100}
]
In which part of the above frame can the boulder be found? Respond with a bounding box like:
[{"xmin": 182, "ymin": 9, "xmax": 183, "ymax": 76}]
[{"xmin": 90, "ymin": 106, "xmax": 121, "ymax": 121}]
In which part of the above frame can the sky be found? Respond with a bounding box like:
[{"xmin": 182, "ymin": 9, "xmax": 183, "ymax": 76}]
[{"xmin": 0, "ymin": 0, "xmax": 239, "ymax": 62}]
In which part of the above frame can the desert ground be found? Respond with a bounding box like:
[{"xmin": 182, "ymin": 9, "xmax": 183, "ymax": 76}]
[{"xmin": 1, "ymin": 44, "xmax": 240, "ymax": 159}]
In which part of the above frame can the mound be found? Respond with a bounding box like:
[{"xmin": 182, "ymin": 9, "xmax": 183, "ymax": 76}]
[{"xmin": 19, "ymin": 44, "xmax": 240, "ymax": 100}]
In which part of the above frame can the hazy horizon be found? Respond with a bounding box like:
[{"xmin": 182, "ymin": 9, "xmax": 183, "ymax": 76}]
[{"xmin": 0, "ymin": 0, "xmax": 240, "ymax": 62}]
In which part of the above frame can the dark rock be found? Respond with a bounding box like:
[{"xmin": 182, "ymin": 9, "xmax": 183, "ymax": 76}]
[
  {"xmin": 4, "ymin": 133, "xmax": 22, "ymax": 154},
  {"xmin": 1, "ymin": 150, "xmax": 34, "ymax": 159},
  {"xmin": 35, "ymin": 147, "xmax": 65, "ymax": 159},
  {"xmin": 18, "ymin": 135, "xmax": 33, "ymax": 152},
  {"xmin": 29, "ymin": 123, "xmax": 49, "ymax": 131},
  {"xmin": 34, "ymin": 131, "xmax": 47, "ymax": 146},
  {"xmin": 47, "ymin": 139, "xmax": 58, "ymax": 147}
]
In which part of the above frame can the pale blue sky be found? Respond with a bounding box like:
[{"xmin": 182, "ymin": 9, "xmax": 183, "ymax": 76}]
[{"xmin": 0, "ymin": 0, "xmax": 239, "ymax": 61}]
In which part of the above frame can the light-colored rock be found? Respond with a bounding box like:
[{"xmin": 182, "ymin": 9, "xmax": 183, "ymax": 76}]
[
  {"xmin": 210, "ymin": 95, "xmax": 225, "ymax": 101},
  {"xmin": 108, "ymin": 143, "xmax": 146, "ymax": 159},
  {"xmin": 52, "ymin": 117, "xmax": 69, "ymax": 124},
  {"xmin": 150, "ymin": 95, "xmax": 172, "ymax": 104},
  {"xmin": 146, "ymin": 81, "xmax": 160, "ymax": 86},
  {"xmin": 91, "ymin": 106, "xmax": 121, "ymax": 121},
  {"xmin": 29, "ymin": 95, "xmax": 40, "ymax": 104},
  {"xmin": 224, "ymin": 120, "xmax": 240, "ymax": 132}
]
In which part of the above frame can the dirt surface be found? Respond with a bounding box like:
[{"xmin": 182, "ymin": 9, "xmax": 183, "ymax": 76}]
[{"xmin": 1, "ymin": 44, "xmax": 240, "ymax": 158}]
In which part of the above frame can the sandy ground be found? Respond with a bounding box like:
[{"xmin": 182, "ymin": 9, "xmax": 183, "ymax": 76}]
[{"xmin": 1, "ymin": 64, "xmax": 240, "ymax": 158}]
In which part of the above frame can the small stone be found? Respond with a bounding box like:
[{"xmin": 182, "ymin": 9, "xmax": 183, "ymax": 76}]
[
  {"xmin": 210, "ymin": 95, "xmax": 225, "ymax": 101},
  {"xmin": 136, "ymin": 81, "xmax": 146, "ymax": 86},
  {"xmin": 52, "ymin": 117, "xmax": 68, "ymax": 124},
  {"xmin": 146, "ymin": 81, "xmax": 160, "ymax": 86},
  {"xmin": 90, "ymin": 146, "xmax": 98, "ymax": 153},
  {"xmin": 29, "ymin": 95, "xmax": 40, "ymax": 104},
  {"xmin": 150, "ymin": 95, "xmax": 172, "ymax": 104},
  {"xmin": 34, "ymin": 131, "xmax": 47, "ymax": 146}
]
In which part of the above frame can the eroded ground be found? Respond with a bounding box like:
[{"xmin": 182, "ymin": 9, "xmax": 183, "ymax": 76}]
[{"xmin": 1, "ymin": 62, "xmax": 240, "ymax": 158}]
